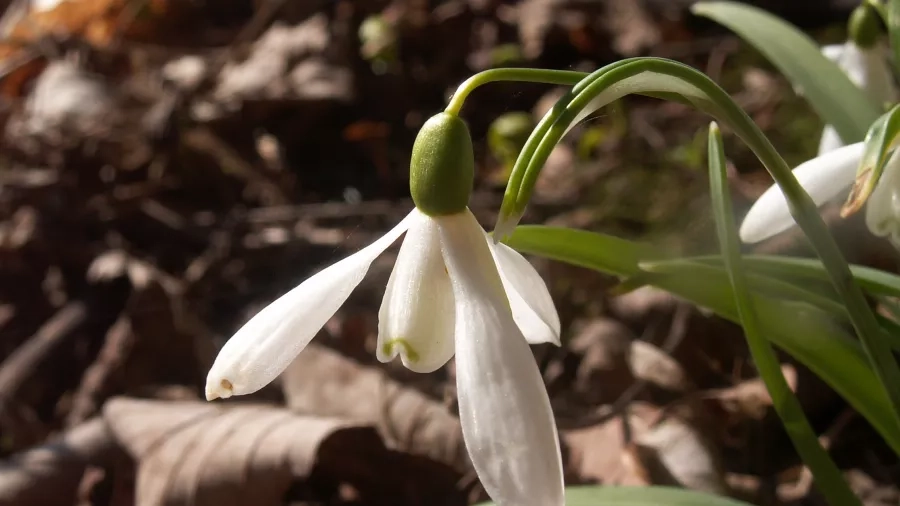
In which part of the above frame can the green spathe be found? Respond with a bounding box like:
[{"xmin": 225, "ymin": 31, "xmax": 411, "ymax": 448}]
[
  {"xmin": 410, "ymin": 112, "xmax": 474, "ymax": 216},
  {"xmin": 850, "ymin": 4, "xmax": 881, "ymax": 49}
]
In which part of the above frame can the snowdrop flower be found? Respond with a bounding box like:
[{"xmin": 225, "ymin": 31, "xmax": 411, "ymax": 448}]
[
  {"xmin": 818, "ymin": 6, "xmax": 897, "ymax": 155},
  {"xmin": 739, "ymin": 141, "xmax": 900, "ymax": 247},
  {"xmin": 206, "ymin": 112, "xmax": 565, "ymax": 506}
]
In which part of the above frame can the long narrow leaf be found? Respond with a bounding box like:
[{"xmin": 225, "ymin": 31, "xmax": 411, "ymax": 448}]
[
  {"xmin": 504, "ymin": 226, "xmax": 900, "ymax": 455},
  {"xmin": 475, "ymin": 486, "xmax": 753, "ymax": 506},
  {"xmin": 496, "ymin": 56, "xmax": 900, "ymax": 430},
  {"xmin": 685, "ymin": 255, "xmax": 900, "ymax": 298},
  {"xmin": 889, "ymin": 0, "xmax": 900, "ymax": 74},
  {"xmin": 706, "ymin": 123, "xmax": 858, "ymax": 505},
  {"xmin": 693, "ymin": 1, "xmax": 880, "ymax": 143},
  {"xmin": 641, "ymin": 258, "xmax": 900, "ymax": 352}
]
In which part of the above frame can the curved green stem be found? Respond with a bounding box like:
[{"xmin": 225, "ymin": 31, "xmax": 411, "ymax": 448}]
[
  {"xmin": 707, "ymin": 123, "xmax": 860, "ymax": 505},
  {"xmin": 502, "ymin": 57, "xmax": 900, "ymax": 431},
  {"xmin": 444, "ymin": 68, "xmax": 587, "ymax": 116}
]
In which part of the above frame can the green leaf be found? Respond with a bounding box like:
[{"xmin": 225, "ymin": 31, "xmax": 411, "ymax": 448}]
[
  {"xmin": 502, "ymin": 225, "xmax": 653, "ymax": 278},
  {"xmin": 689, "ymin": 254, "xmax": 900, "ymax": 298},
  {"xmin": 693, "ymin": 1, "xmax": 880, "ymax": 144},
  {"xmin": 889, "ymin": 0, "xmax": 900, "ymax": 73},
  {"xmin": 843, "ymin": 104, "xmax": 900, "ymax": 216},
  {"xmin": 642, "ymin": 259, "xmax": 845, "ymax": 314},
  {"xmin": 497, "ymin": 55, "xmax": 900, "ymax": 438},
  {"xmin": 504, "ymin": 226, "xmax": 900, "ymax": 455},
  {"xmin": 475, "ymin": 486, "xmax": 753, "ymax": 506},
  {"xmin": 645, "ymin": 256, "xmax": 900, "ymax": 352}
]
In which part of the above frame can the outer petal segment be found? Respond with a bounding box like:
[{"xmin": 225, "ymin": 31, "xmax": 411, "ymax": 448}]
[
  {"xmin": 377, "ymin": 210, "xmax": 456, "ymax": 373},
  {"xmin": 818, "ymin": 125, "xmax": 844, "ymax": 156},
  {"xmin": 739, "ymin": 142, "xmax": 864, "ymax": 244},
  {"xmin": 438, "ymin": 209, "xmax": 564, "ymax": 506},
  {"xmin": 865, "ymin": 151, "xmax": 900, "ymax": 246},
  {"xmin": 205, "ymin": 210, "xmax": 415, "ymax": 400},
  {"xmin": 836, "ymin": 42, "xmax": 897, "ymax": 108},
  {"xmin": 819, "ymin": 42, "xmax": 898, "ymax": 155},
  {"xmin": 489, "ymin": 239, "xmax": 561, "ymax": 345}
]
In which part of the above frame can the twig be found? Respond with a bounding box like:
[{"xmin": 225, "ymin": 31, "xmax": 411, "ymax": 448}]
[
  {"xmin": 66, "ymin": 316, "xmax": 135, "ymax": 427},
  {"xmin": 777, "ymin": 409, "xmax": 856, "ymax": 502},
  {"xmin": 0, "ymin": 302, "xmax": 87, "ymax": 397},
  {"xmin": 0, "ymin": 417, "xmax": 121, "ymax": 506}
]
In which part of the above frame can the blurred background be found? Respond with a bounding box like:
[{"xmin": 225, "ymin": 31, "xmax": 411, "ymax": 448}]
[{"xmin": 0, "ymin": 0, "xmax": 896, "ymax": 505}]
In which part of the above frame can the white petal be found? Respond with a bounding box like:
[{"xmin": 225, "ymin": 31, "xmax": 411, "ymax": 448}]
[
  {"xmin": 821, "ymin": 43, "xmax": 845, "ymax": 63},
  {"xmin": 739, "ymin": 142, "xmax": 864, "ymax": 243},
  {"xmin": 377, "ymin": 211, "xmax": 455, "ymax": 373},
  {"xmin": 837, "ymin": 42, "xmax": 898, "ymax": 106},
  {"xmin": 489, "ymin": 239, "xmax": 561, "ymax": 345},
  {"xmin": 438, "ymin": 209, "xmax": 564, "ymax": 506},
  {"xmin": 865, "ymin": 151, "xmax": 900, "ymax": 237},
  {"xmin": 205, "ymin": 210, "xmax": 415, "ymax": 400},
  {"xmin": 817, "ymin": 125, "xmax": 844, "ymax": 156}
]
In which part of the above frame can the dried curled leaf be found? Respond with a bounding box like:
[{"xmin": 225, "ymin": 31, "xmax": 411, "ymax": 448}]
[
  {"xmin": 103, "ymin": 397, "xmax": 464, "ymax": 506},
  {"xmin": 564, "ymin": 402, "xmax": 727, "ymax": 495},
  {"xmin": 282, "ymin": 344, "xmax": 468, "ymax": 469},
  {"xmin": 0, "ymin": 418, "xmax": 120, "ymax": 506}
]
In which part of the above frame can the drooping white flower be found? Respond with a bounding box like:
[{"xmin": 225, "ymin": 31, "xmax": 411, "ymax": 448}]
[
  {"xmin": 205, "ymin": 208, "xmax": 563, "ymax": 505},
  {"xmin": 817, "ymin": 41, "xmax": 897, "ymax": 155},
  {"xmin": 205, "ymin": 210, "xmax": 561, "ymax": 393},
  {"xmin": 739, "ymin": 141, "xmax": 900, "ymax": 247},
  {"xmin": 206, "ymin": 112, "xmax": 564, "ymax": 506}
]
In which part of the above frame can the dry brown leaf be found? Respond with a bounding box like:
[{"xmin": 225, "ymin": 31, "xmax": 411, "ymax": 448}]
[
  {"xmin": 516, "ymin": 0, "xmax": 565, "ymax": 59},
  {"xmin": 563, "ymin": 402, "xmax": 657, "ymax": 485},
  {"xmin": 843, "ymin": 469, "xmax": 899, "ymax": 506},
  {"xmin": 603, "ymin": 0, "xmax": 660, "ymax": 56},
  {"xmin": 568, "ymin": 319, "xmax": 690, "ymax": 406},
  {"xmin": 632, "ymin": 407, "xmax": 729, "ymax": 495},
  {"xmin": 628, "ymin": 339, "xmax": 692, "ymax": 393},
  {"xmin": 0, "ymin": 417, "xmax": 122, "ymax": 506},
  {"xmin": 564, "ymin": 401, "xmax": 727, "ymax": 494},
  {"xmin": 569, "ymin": 319, "xmax": 635, "ymax": 404},
  {"xmin": 104, "ymin": 397, "xmax": 464, "ymax": 506},
  {"xmin": 11, "ymin": 60, "xmax": 116, "ymax": 139},
  {"xmin": 608, "ymin": 286, "xmax": 679, "ymax": 325},
  {"xmin": 282, "ymin": 344, "xmax": 468, "ymax": 469},
  {"xmin": 213, "ymin": 15, "xmax": 352, "ymax": 108},
  {"xmin": 704, "ymin": 365, "xmax": 798, "ymax": 421}
]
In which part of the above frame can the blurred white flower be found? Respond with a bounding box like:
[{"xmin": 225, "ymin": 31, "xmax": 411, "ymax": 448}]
[
  {"xmin": 818, "ymin": 41, "xmax": 897, "ymax": 155},
  {"xmin": 739, "ymin": 141, "xmax": 900, "ymax": 247}
]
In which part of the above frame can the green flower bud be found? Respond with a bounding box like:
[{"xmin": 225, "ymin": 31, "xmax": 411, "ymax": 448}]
[
  {"xmin": 488, "ymin": 112, "xmax": 534, "ymax": 160},
  {"xmin": 850, "ymin": 4, "xmax": 881, "ymax": 49},
  {"xmin": 359, "ymin": 15, "xmax": 397, "ymax": 62},
  {"xmin": 410, "ymin": 113, "xmax": 474, "ymax": 216}
]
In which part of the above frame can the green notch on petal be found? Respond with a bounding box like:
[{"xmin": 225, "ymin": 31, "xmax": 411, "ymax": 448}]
[{"xmin": 382, "ymin": 338, "xmax": 420, "ymax": 363}]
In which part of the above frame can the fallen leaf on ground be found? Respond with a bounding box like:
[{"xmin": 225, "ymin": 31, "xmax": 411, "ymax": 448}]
[
  {"xmin": 564, "ymin": 401, "xmax": 728, "ymax": 495},
  {"xmin": 282, "ymin": 344, "xmax": 468, "ymax": 469},
  {"xmin": 569, "ymin": 319, "xmax": 635, "ymax": 404},
  {"xmin": 628, "ymin": 339, "xmax": 692, "ymax": 394},
  {"xmin": 0, "ymin": 417, "xmax": 122, "ymax": 506},
  {"xmin": 703, "ymin": 365, "xmax": 798, "ymax": 422},
  {"xmin": 104, "ymin": 396, "xmax": 464, "ymax": 506}
]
